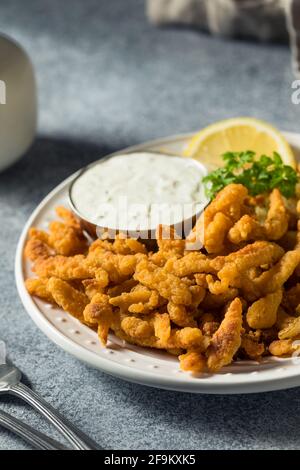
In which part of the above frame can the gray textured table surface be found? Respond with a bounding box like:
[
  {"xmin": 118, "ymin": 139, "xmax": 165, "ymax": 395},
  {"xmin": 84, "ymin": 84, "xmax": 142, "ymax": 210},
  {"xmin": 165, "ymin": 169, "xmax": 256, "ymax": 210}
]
[{"xmin": 1, "ymin": 0, "xmax": 300, "ymax": 451}]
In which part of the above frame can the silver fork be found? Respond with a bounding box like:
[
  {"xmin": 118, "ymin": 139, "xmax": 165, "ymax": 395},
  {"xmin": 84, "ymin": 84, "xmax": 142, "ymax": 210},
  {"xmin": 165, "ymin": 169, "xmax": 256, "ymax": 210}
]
[
  {"xmin": 0, "ymin": 409, "xmax": 68, "ymax": 450},
  {"xmin": 0, "ymin": 341, "xmax": 99, "ymax": 450}
]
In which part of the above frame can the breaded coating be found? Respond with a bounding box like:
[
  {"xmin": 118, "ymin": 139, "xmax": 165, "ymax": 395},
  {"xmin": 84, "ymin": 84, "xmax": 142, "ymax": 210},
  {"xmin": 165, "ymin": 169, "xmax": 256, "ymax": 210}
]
[
  {"xmin": 28, "ymin": 228, "xmax": 50, "ymax": 245},
  {"xmin": 264, "ymin": 189, "xmax": 289, "ymax": 240},
  {"xmin": 278, "ymin": 316, "xmax": 300, "ymax": 340},
  {"xmin": 165, "ymin": 252, "xmax": 212, "ymax": 277},
  {"xmin": 156, "ymin": 225, "xmax": 186, "ymax": 257},
  {"xmin": 83, "ymin": 293, "xmax": 113, "ymax": 344},
  {"xmin": 207, "ymin": 298, "xmax": 243, "ymax": 372},
  {"xmin": 153, "ymin": 313, "xmax": 171, "ymax": 343},
  {"xmin": 109, "ymin": 285, "xmax": 161, "ymax": 314},
  {"xmin": 24, "ymin": 237, "xmax": 52, "ymax": 262},
  {"xmin": 167, "ymin": 302, "xmax": 197, "ymax": 327},
  {"xmin": 174, "ymin": 327, "xmax": 204, "ymax": 350},
  {"xmin": 47, "ymin": 277, "xmax": 89, "ymax": 320},
  {"xmin": 82, "ymin": 279, "xmax": 106, "ymax": 300},
  {"xmin": 55, "ymin": 206, "xmax": 82, "ymax": 229},
  {"xmin": 204, "ymin": 212, "xmax": 233, "ymax": 254},
  {"xmin": 228, "ymin": 214, "xmax": 265, "ymax": 244},
  {"xmin": 121, "ymin": 316, "xmax": 154, "ymax": 340},
  {"xmin": 87, "ymin": 249, "xmax": 141, "ymax": 283},
  {"xmin": 34, "ymin": 255, "xmax": 92, "ymax": 280},
  {"xmin": 201, "ymin": 184, "xmax": 248, "ymax": 253},
  {"xmin": 246, "ymin": 290, "xmax": 282, "ymax": 329},
  {"xmin": 134, "ymin": 258, "xmax": 193, "ymax": 306},
  {"xmin": 179, "ymin": 351, "xmax": 206, "ymax": 373},
  {"xmin": 228, "ymin": 189, "xmax": 289, "ymax": 244},
  {"xmin": 112, "ymin": 236, "xmax": 147, "ymax": 255},
  {"xmin": 48, "ymin": 221, "xmax": 87, "ymax": 256},
  {"xmin": 214, "ymin": 242, "xmax": 285, "ymax": 297},
  {"xmin": 251, "ymin": 249, "xmax": 300, "ymax": 296},
  {"xmin": 269, "ymin": 339, "xmax": 296, "ymax": 357},
  {"xmin": 25, "ymin": 278, "xmax": 55, "ymax": 304}
]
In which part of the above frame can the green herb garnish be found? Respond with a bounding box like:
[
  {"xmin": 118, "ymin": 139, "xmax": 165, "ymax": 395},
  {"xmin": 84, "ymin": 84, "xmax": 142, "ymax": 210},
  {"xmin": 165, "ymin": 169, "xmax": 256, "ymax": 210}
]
[{"xmin": 202, "ymin": 151, "xmax": 298, "ymax": 199}]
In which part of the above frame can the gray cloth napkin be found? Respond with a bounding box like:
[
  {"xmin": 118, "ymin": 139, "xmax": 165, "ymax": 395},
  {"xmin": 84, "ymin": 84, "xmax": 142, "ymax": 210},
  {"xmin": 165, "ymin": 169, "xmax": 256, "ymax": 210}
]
[{"xmin": 147, "ymin": 0, "xmax": 300, "ymax": 75}]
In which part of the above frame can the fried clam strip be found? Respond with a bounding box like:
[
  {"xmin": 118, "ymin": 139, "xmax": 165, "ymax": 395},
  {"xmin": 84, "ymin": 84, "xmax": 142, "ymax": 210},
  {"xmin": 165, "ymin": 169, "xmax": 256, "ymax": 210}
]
[
  {"xmin": 203, "ymin": 184, "xmax": 249, "ymax": 253},
  {"xmin": 83, "ymin": 293, "xmax": 114, "ymax": 345},
  {"xmin": 55, "ymin": 206, "xmax": 82, "ymax": 229},
  {"xmin": 26, "ymin": 207, "xmax": 87, "ymax": 257},
  {"xmin": 269, "ymin": 339, "xmax": 300, "ymax": 357},
  {"xmin": 246, "ymin": 290, "xmax": 283, "ymax": 329},
  {"xmin": 112, "ymin": 311, "xmax": 206, "ymax": 353},
  {"xmin": 109, "ymin": 285, "xmax": 163, "ymax": 314},
  {"xmin": 80, "ymin": 267, "xmax": 110, "ymax": 300},
  {"xmin": 24, "ymin": 234, "xmax": 52, "ymax": 262},
  {"xmin": 211, "ymin": 241, "xmax": 284, "ymax": 273},
  {"xmin": 228, "ymin": 189, "xmax": 289, "ymax": 244},
  {"xmin": 112, "ymin": 236, "xmax": 147, "ymax": 255},
  {"xmin": 25, "ymin": 278, "xmax": 56, "ymax": 304},
  {"xmin": 33, "ymin": 254, "xmax": 93, "ymax": 280},
  {"xmin": 156, "ymin": 225, "xmax": 186, "ymax": 258},
  {"xmin": 278, "ymin": 316, "xmax": 300, "ymax": 340},
  {"xmin": 88, "ymin": 236, "xmax": 147, "ymax": 255},
  {"xmin": 264, "ymin": 188, "xmax": 289, "ymax": 240},
  {"xmin": 179, "ymin": 351, "xmax": 206, "ymax": 373},
  {"xmin": 134, "ymin": 258, "xmax": 193, "ymax": 306},
  {"xmin": 47, "ymin": 277, "xmax": 89, "ymax": 321},
  {"xmin": 166, "ymin": 241, "xmax": 283, "ymax": 297},
  {"xmin": 207, "ymin": 241, "xmax": 284, "ymax": 296},
  {"xmin": 48, "ymin": 221, "xmax": 87, "ymax": 256},
  {"xmin": 186, "ymin": 184, "xmax": 248, "ymax": 253},
  {"xmin": 87, "ymin": 248, "xmax": 143, "ymax": 284},
  {"xmin": 167, "ymin": 302, "xmax": 197, "ymax": 327},
  {"xmin": 207, "ymin": 298, "xmax": 243, "ymax": 372},
  {"xmin": 228, "ymin": 215, "xmax": 265, "ymax": 244},
  {"xmin": 206, "ymin": 241, "xmax": 284, "ymax": 299},
  {"xmin": 204, "ymin": 212, "xmax": 233, "ymax": 254},
  {"xmin": 165, "ymin": 252, "xmax": 212, "ymax": 278},
  {"xmin": 249, "ymin": 249, "xmax": 300, "ymax": 297}
]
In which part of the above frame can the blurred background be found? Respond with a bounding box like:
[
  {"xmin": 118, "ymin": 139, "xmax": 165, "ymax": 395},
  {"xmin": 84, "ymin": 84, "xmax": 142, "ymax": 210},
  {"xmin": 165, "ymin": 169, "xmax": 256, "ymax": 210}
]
[{"xmin": 1, "ymin": 0, "xmax": 299, "ymax": 154}]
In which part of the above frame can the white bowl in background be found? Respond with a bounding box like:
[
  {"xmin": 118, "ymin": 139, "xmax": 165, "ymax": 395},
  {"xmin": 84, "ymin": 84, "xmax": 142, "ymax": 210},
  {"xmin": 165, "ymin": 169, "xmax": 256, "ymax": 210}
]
[{"xmin": 0, "ymin": 35, "xmax": 37, "ymax": 172}]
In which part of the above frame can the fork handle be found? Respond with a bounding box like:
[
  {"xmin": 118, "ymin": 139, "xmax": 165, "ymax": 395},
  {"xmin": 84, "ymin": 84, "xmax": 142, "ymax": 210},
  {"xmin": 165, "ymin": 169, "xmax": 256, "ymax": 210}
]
[
  {"xmin": 9, "ymin": 383, "xmax": 99, "ymax": 450},
  {"xmin": 0, "ymin": 409, "xmax": 67, "ymax": 450}
]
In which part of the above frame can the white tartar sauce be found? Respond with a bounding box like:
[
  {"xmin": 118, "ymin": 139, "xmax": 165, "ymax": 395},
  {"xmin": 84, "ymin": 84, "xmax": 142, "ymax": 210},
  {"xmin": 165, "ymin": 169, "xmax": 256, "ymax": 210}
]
[{"xmin": 70, "ymin": 152, "xmax": 208, "ymax": 232}]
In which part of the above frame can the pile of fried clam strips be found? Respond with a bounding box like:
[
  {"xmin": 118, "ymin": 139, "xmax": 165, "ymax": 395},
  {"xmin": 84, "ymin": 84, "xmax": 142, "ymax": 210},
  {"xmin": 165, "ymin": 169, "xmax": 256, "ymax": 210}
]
[{"xmin": 24, "ymin": 152, "xmax": 300, "ymax": 374}]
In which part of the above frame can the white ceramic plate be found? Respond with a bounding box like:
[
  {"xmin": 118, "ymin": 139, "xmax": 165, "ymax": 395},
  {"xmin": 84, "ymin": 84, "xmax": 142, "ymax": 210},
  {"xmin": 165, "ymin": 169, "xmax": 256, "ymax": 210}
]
[{"xmin": 15, "ymin": 132, "xmax": 300, "ymax": 394}]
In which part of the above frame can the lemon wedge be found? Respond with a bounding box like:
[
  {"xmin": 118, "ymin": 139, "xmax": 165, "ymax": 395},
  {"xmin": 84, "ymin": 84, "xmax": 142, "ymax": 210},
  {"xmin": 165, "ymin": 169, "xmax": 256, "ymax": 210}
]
[{"xmin": 183, "ymin": 117, "xmax": 296, "ymax": 169}]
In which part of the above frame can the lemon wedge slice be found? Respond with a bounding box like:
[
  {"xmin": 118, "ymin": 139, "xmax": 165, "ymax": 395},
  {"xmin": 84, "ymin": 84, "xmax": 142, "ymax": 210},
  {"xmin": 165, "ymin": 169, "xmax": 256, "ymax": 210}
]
[{"xmin": 183, "ymin": 117, "xmax": 296, "ymax": 169}]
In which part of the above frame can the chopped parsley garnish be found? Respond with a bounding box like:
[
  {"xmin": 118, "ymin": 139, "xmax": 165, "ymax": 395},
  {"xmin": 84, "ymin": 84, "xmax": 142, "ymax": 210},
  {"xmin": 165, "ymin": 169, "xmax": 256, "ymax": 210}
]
[{"xmin": 202, "ymin": 151, "xmax": 298, "ymax": 199}]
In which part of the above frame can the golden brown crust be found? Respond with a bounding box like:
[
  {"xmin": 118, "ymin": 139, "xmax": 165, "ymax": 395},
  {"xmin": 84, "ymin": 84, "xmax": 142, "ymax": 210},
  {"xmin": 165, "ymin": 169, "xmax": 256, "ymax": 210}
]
[{"xmin": 207, "ymin": 298, "xmax": 243, "ymax": 372}]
